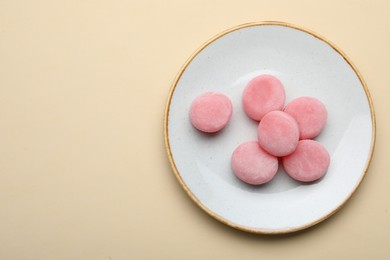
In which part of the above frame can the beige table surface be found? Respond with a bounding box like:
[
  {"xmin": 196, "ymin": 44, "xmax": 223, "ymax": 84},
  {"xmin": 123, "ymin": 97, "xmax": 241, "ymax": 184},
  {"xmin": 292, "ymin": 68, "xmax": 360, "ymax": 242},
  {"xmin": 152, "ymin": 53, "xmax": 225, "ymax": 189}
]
[{"xmin": 1, "ymin": 0, "xmax": 389, "ymax": 259}]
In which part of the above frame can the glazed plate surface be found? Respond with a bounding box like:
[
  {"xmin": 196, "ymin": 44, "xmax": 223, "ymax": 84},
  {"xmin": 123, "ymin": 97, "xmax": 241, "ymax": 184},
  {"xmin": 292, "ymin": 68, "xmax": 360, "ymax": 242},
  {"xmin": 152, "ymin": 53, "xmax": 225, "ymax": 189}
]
[{"xmin": 164, "ymin": 22, "xmax": 375, "ymax": 233}]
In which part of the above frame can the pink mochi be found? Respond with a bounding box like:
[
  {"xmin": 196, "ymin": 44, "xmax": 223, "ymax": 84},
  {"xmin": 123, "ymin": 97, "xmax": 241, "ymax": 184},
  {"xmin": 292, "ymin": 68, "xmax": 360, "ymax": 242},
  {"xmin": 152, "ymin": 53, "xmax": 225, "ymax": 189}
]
[
  {"xmin": 190, "ymin": 92, "xmax": 233, "ymax": 133},
  {"xmin": 242, "ymin": 75, "xmax": 286, "ymax": 121},
  {"xmin": 258, "ymin": 111, "xmax": 299, "ymax": 157},
  {"xmin": 284, "ymin": 96, "xmax": 327, "ymax": 139},
  {"xmin": 231, "ymin": 141, "xmax": 278, "ymax": 185},
  {"xmin": 282, "ymin": 140, "xmax": 330, "ymax": 182}
]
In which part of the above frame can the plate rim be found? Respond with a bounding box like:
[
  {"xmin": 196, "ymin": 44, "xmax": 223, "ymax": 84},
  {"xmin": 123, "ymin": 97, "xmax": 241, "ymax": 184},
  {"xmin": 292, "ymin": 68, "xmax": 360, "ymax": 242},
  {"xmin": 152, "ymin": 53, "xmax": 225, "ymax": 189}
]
[{"xmin": 163, "ymin": 21, "xmax": 376, "ymax": 234}]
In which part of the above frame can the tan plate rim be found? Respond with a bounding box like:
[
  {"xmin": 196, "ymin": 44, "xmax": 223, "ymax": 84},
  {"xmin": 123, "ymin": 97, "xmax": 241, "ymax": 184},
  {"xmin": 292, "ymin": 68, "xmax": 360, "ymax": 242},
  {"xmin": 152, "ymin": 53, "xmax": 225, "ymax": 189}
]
[{"xmin": 163, "ymin": 21, "xmax": 376, "ymax": 234}]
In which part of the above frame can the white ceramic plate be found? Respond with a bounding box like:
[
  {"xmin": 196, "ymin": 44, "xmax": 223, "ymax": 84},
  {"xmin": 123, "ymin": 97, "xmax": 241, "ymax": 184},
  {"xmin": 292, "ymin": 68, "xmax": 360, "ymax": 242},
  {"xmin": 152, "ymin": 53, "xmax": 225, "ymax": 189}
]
[{"xmin": 164, "ymin": 22, "xmax": 375, "ymax": 234}]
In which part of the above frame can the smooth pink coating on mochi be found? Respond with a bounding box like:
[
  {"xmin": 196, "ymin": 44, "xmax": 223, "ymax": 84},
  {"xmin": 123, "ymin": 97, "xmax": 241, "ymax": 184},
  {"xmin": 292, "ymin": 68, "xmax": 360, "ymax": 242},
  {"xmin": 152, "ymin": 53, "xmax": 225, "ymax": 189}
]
[
  {"xmin": 284, "ymin": 96, "xmax": 327, "ymax": 139},
  {"xmin": 190, "ymin": 92, "xmax": 233, "ymax": 133},
  {"xmin": 242, "ymin": 75, "xmax": 286, "ymax": 121},
  {"xmin": 282, "ymin": 140, "xmax": 330, "ymax": 182},
  {"xmin": 258, "ymin": 111, "xmax": 299, "ymax": 157},
  {"xmin": 231, "ymin": 141, "xmax": 278, "ymax": 185}
]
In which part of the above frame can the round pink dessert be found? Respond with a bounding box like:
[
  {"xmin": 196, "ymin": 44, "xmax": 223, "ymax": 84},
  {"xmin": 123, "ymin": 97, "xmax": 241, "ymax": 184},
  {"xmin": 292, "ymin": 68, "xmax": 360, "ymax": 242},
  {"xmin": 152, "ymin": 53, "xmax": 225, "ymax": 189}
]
[
  {"xmin": 231, "ymin": 141, "xmax": 278, "ymax": 185},
  {"xmin": 282, "ymin": 140, "xmax": 330, "ymax": 182},
  {"xmin": 190, "ymin": 92, "xmax": 233, "ymax": 133},
  {"xmin": 242, "ymin": 75, "xmax": 286, "ymax": 121},
  {"xmin": 284, "ymin": 96, "xmax": 327, "ymax": 139},
  {"xmin": 258, "ymin": 111, "xmax": 299, "ymax": 157}
]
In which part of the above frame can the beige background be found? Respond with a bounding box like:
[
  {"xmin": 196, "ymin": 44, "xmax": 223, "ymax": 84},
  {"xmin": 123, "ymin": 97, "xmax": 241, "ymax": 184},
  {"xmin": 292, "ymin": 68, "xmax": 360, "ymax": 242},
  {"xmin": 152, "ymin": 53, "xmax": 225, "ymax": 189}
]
[{"xmin": 0, "ymin": 0, "xmax": 389, "ymax": 259}]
